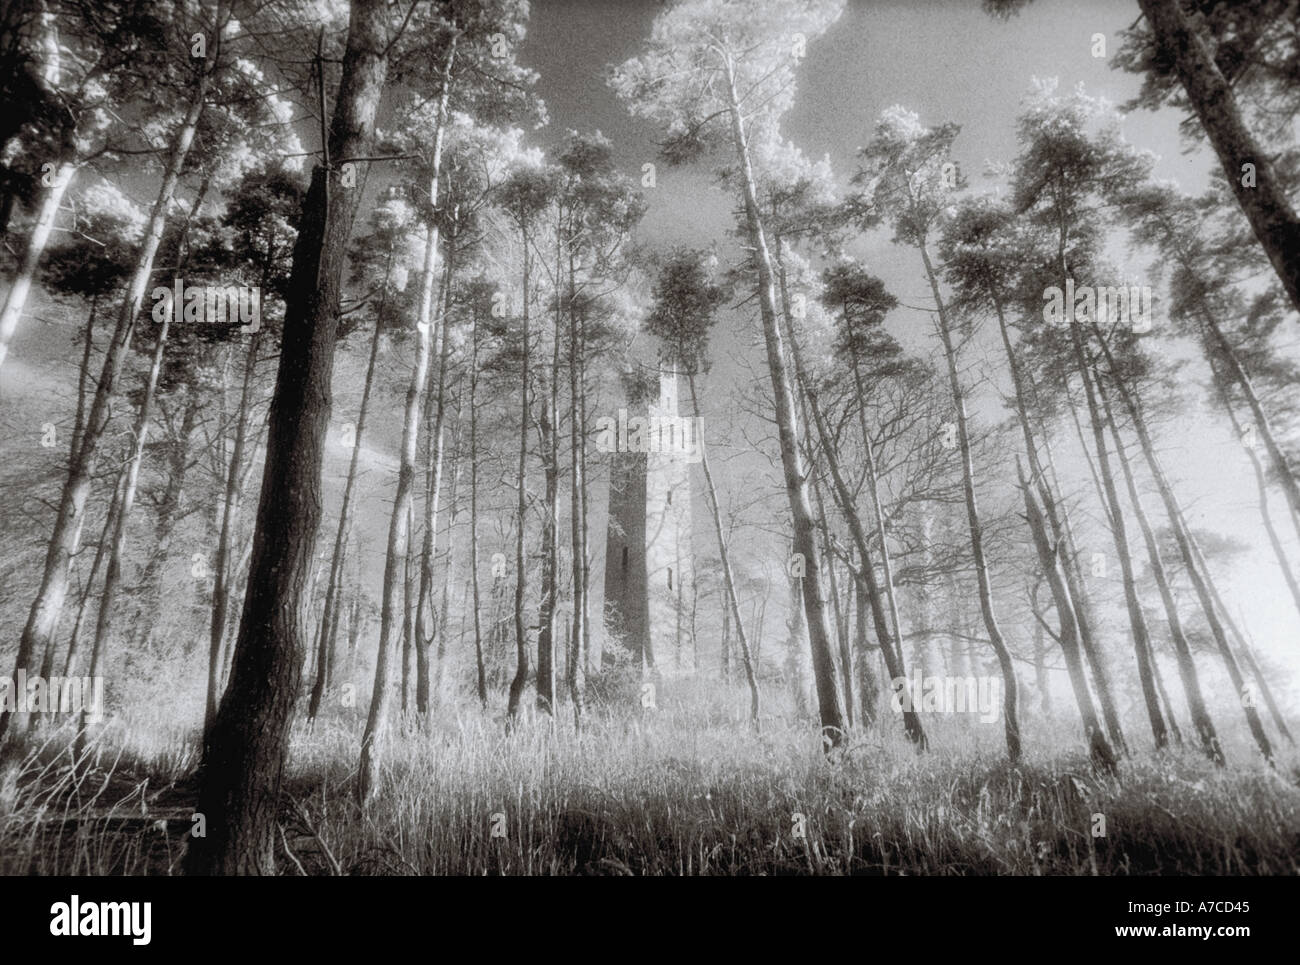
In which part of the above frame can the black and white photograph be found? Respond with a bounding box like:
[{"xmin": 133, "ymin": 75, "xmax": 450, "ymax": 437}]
[{"xmin": 0, "ymin": 0, "xmax": 1295, "ymax": 922}]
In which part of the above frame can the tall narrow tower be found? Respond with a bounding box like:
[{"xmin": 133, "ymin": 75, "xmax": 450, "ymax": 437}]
[{"xmin": 603, "ymin": 357, "xmax": 695, "ymax": 675}]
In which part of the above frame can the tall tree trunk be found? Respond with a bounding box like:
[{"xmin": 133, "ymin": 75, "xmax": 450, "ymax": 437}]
[
  {"xmin": 41, "ymin": 300, "xmax": 109, "ymax": 698},
  {"xmin": 1173, "ymin": 499, "xmax": 1295, "ymax": 746},
  {"xmin": 579, "ymin": 336, "xmax": 592, "ymax": 675},
  {"xmin": 785, "ymin": 576, "xmax": 812, "ymax": 716},
  {"xmin": 722, "ymin": 60, "xmax": 844, "ymax": 746},
  {"xmin": 1222, "ymin": 619, "xmax": 1295, "ymax": 747},
  {"xmin": 1031, "ymin": 585, "xmax": 1051, "ymax": 716},
  {"xmin": 1017, "ymin": 459, "xmax": 1118, "ymax": 773},
  {"xmin": 321, "ymin": 542, "xmax": 346, "ymax": 699},
  {"xmin": 357, "ymin": 32, "xmax": 453, "ymax": 800},
  {"xmin": 508, "ymin": 230, "xmax": 533, "ymax": 720},
  {"xmin": 567, "ymin": 253, "xmax": 586, "ymax": 726},
  {"xmin": 206, "ymin": 332, "xmax": 261, "ymax": 732},
  {"xmin": 688, "ymin": 373, "xmax": 760, "ymax": 723},
  {"xmin": 721, "ymin": 594, "xmax": 731, "ymax": 681},
  {"xmin": 854, "ymin": 570, "xmax": 877, "ymax": 727},
  {"xmin": 1071, "ymin": 334, "xmax": 1165, "ymax": 749},
  {"xmin": 1200, "ymin": 317, "xmax": 1300, "ymax": 552},
  {"xmin": 77, "ymin": 314, "xmax": 170, "ymax": 755},
  {"xmin": 2, "ymin": 74, "xmax": 207, "ymax": 748},
  {"xmin": 434, "ymin": 418, "xmax": 463, "ymax": 697},
  {"xmin": 1145, "ymin": 630, "xmax": 1183, "ymax": 744},
  {"xmin": 347, "ymin": 591, "xmax": 364, "ymax": 682},
  {"xmin": 67, "ymin": 296, "xmax": 100, "ymax": 468},
  {"xmin": 535, "ymin": 272, "xmax": 559, "ymax": 715},
  {"xmin": 127, "ymin": 172, "xmax": 212, "ymax": 647},
  {"xmin": 919, "ymin": 243, "xmax": 1020, "ymax": 762},
  {"xmin": 1219, "ymin": 379, "xmax": 1300, "ymax": 626},
  {"xmin": 846, "ymin": 352, "xmax": 908, "ymax": 684},
  {"xmin": 1091, "ymin": 326, "xmax": 1272, "ymax": 762},
  {"xmin": 131, "ymin": 389, "xmax": 201, "ymax": 646},
  {"xmin": 0, "ymin": 160, "xmax": 73, "ymax": 377},
  {"xmin": 400, "ymin": 500, "xmax": 416, "ymax": 715},
  {"xmin": 791, "ymin": 354, "xmax": 852, "ymax": 725},
  {"xmin": 780, "ymin": 295, "xmax": 926, "ymax": 748},
  {"xmin": 810, "ymin": 463, "xmax": 853, "ymax": 726},
  {"xmin": 992, "ymin": 299, "xmax": 1114, "ymax": 735},
  {"xmin": 1136, "ymin": 0, "xmax": 1300, "ymax": 316},
  {"xmin": 61, "ymin": 461, "xmax": 125, "ymax": 680},
  {"xmin": 217, "ymin": 523, "xmax": 259, "ymax": 701},
  {"xmin": 416, "ymin": 244, "xmax": 457, "ymax": 713},
  {"xmin": 309, "ymin": 251, "xmax": 390, "ymax": 720},
  {"xmin": 185, "ymin": 0, "xmax": 389, "ymax": 873},
  {"xmin": 360, "ymin": 220, "xmax": 440, "ymax": 798},
  {"xmin": 1053, "ymin": 390, "xmax": 1129, "ymax": 749},
  {"xmin": 469, "ymin": 306, "xmax": 487, "ymax": 707}
]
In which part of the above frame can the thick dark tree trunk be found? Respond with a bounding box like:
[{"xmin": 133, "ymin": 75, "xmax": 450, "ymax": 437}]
[
  {"xmin": 1136, "ymin": 0, "xmax": 1300, "ymax": 316},
  {"xmin": 184, "ymin": 0, "xmax": 389, "ymax": 873}
]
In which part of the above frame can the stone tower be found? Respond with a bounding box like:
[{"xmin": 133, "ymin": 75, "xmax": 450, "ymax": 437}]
[{"xmin": 603, "ymin": 357, "xmax": 695, "ymax": 675}]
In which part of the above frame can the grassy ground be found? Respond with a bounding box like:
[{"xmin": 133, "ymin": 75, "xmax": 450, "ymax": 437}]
[{"xmin": 1, "ymin": 678, "xmax": 1298, "ymax": 875}]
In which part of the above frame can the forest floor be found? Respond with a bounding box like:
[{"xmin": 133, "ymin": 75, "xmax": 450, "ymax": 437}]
[{"xmin": 1, "ymin": 677, "xmax": 1298, "ymax": 875}]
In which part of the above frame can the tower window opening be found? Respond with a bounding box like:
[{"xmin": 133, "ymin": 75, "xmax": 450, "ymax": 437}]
[
  {"xmin": 622, "ymin": 546, "xmax": 628, "ymax": 570},
  {"xmin": 667, "ymin": 567, "xmax": 673, "ymax": 591}
]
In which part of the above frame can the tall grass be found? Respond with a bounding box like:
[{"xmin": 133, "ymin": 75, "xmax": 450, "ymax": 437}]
[{"xmin": 1, "ymin": 678, "xmax": 1297, "ymax": 875}]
